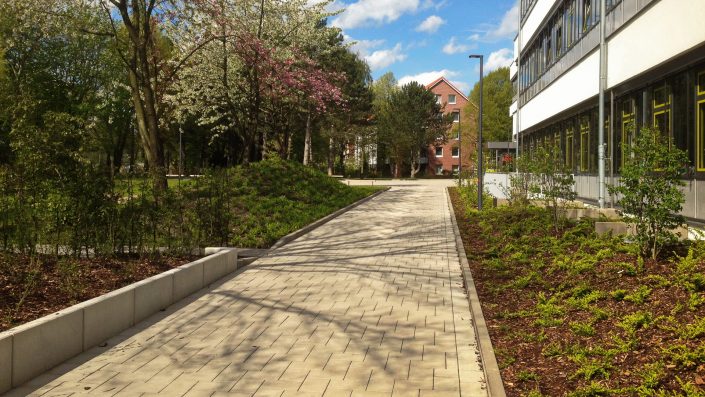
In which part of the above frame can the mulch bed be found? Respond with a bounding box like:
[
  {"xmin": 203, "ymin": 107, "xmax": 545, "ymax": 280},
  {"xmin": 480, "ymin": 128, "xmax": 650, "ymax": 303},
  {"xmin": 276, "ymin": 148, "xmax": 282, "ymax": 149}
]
[
  {"xmin": 449, "ymin": 188, "xmax": 705, "ymax": 396},
  {"xmin": 0, "ymin": 253, "xmax": 193, "ymax": 332}
]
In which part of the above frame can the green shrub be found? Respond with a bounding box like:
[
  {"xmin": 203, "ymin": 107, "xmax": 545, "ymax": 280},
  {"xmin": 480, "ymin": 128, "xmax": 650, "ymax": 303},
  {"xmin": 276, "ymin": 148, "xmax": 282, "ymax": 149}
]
[
  {"xmin": 608, "ymin": 125, "xmax": 689, "ymax": 259},
  {"xmin": 525, "ymin": 144, "xmax": 577, "ymax": 232}
]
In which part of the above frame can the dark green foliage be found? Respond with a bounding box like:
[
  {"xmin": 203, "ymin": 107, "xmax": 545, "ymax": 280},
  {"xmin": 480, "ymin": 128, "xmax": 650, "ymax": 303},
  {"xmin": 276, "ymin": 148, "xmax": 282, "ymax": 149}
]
[
  {"xmin": 468, "ymin": 67, "xmax": 513, "ymax": 142},
  {"xmin": 0, "ymin": 158, "xmax": 378, "ymax": 257},
  {"xmin": 452, "ymin": 191, "xmax": 705, "ymax": 396},
  {"xmin": 608, "ymin": 126, "xmax": 689, "ymax": 259},
  {"xmin": 376, "ymin": 80, "xmax": 453, "ymax": 177}
]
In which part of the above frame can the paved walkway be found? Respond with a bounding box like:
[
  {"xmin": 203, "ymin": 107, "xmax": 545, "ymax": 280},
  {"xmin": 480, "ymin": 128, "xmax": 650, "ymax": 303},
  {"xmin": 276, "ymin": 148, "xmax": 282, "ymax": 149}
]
[{"xmin": 8, "ymin": 180, "xmax": 485, "ymax": 397}]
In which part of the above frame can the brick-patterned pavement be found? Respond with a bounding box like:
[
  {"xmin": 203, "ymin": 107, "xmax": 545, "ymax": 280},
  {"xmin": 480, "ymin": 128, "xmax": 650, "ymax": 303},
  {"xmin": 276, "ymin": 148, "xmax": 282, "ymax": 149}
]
[{"xmin": 7, "ymin": 181, "xmax": 485, "ymax": 396}]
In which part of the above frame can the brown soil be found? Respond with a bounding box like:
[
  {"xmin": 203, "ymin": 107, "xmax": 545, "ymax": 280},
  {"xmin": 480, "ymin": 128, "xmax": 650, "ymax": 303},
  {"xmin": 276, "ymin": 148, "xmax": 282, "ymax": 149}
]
[
  {"xmin": 0, "ymin": 254, "xmax": 193, "ymax": 332},
  {"xmin": 449, "ymin": 188, "xmax": 705, "ymax": 396}
]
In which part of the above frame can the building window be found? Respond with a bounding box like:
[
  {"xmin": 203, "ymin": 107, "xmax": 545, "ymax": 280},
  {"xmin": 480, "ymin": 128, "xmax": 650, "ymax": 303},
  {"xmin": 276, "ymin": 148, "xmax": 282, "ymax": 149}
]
[
  {"xmin": 698, "ymin": 71, "xmax": 705, "ymax": 171},
  {"xmin": 582, "ymin": 0, "xmax": 593, "ymax": 33},
  {"xmin": 566, "ymin": 0, "xmax": 576, "ymax": 48},
  {"xmin": 554, "ymin": 131, "xmax": 561, "ymax": 162},
  {"xmin": 555, "ymin": 12, "xmax": 564, "ymax": 58},
  {"xmin": 452, "ymin": 112, "xmax": 460, "ymax": 123},
  {"xmin": 452, "ymin": 147, "xmax": 459, "ymax": 158},
  {"xmin": 652, "ymin": 84, "xmax": 671, "ymax": 144},
  {"xmin": 621, "ymin": 99, "xmax": 636, "ymax": 169},
  {"xmin": 605, "ymin": 116, "xmax": 611, "ymax": 173},
  {"xmin": 580, "ymin": 116, "xmax": 590, "ymax": 172},
  {"xmin": 448, "ymin": 94, "xmax": 457, "ymax": 104},
  {"xmin": 435, "ymin": 147, "xmax": 443, "ymax": 157},
  {"xmin": 436, "ymin": 94, "xmax": 442, "ymax": 104},
  {"xmin": 452, "ymin": 165, "xmax": 459, "ymax": 174},
  {"xmin": 436, "ymin": 165, "xmax": 444, "ymax": 175}
]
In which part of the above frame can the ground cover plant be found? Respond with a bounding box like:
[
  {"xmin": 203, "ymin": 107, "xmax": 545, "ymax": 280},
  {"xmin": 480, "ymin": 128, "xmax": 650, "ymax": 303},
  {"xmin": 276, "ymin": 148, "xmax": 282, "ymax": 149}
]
[
  {"xmin": 0, "ymin": 159, "xmax": 381, "ymax": 331},
  {"xmin": 449, "ymin": 187, "xmax": 705, "ymax": 396}
]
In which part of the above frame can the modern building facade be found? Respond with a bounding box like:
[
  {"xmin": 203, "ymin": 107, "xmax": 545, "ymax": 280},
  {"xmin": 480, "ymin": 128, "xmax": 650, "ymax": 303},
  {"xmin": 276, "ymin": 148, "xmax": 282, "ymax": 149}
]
[
  {"xmin": 425, "ymin": 77, "xmax": 475, "ymax": 176},
  {"xmin": 510, "ymin": 0, "xmax": 705, "ymax": 223}
]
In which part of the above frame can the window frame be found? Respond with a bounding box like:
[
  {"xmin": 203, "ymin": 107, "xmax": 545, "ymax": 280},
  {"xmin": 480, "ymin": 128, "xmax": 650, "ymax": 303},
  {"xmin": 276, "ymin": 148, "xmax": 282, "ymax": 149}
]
[
  {"xmin": 652, "ymin": 84, "xmax": 672, "ymax": 146},
  {"xmin": 697, "ymin": 71, "xmax": 705, "ymax": 171},
  {"xmin": 621, "ymin": 99, "xmax": 636, "ymax": 169},
  {"xmin": 452, "ymin": 112, "xmax": 460, "ymax": 123},
  {"xmin": 565, "ymin": 126, "xmax": 575, "ymax": 170},
  {"xmin": 452, "ymin": 147, "xmax": 460, "ymax": 158},
  {"xmin": 580, "ymin": 116, "xmax": 590, "ymax": 172},
  {"xmin": 435, "ymin": 147, "xmax": 443, "ymax": 157},
  {"xmin": 448, "ymin": 94, "xmax": 457, "ymax": 104}
]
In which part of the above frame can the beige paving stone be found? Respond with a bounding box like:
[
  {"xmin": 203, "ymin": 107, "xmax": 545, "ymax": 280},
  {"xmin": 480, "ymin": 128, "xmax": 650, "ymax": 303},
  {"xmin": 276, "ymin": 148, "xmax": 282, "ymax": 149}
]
[{"xmin": 4, "ymin": 180, "xmax": 486, "ymax": 397}]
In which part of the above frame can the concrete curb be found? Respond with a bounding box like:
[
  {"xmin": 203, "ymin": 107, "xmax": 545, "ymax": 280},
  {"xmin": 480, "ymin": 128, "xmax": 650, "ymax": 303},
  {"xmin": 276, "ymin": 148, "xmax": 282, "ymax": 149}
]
[
  {"xmin": 0, "ymin": 248, "xmax": 238, "ymax": 394},
  {"xmin": 445, "ymin": 188, "xmax": 507, "ymax": 397},
  {"xmin": 270, "ymin": 187, "xmax": 390, "ymax": 250}
]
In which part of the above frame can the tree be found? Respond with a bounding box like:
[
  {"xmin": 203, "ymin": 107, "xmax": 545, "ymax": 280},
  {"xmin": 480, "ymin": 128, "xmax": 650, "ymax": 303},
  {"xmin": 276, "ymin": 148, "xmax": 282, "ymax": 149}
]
[
  {"xmin": 609, "ymin": 126, "xmax": 688, "ymax": 259},
  {"xmin": 167, "ymin": 0, "xmax": 344, "ymax": 168},
  {"xmin": 371, "ymin": 72, "xmax": 399, "ymax": 175},
  {"xmin": 378, "ymin": 82, "xmax": 452, "ymax": 178},
  {"xmin": 322, "ymin": 46, "xmax": 373, "ymax": 175},
  {"xmin": 467, "ymin": 67, "xmax": 513, "ymax": 142}
]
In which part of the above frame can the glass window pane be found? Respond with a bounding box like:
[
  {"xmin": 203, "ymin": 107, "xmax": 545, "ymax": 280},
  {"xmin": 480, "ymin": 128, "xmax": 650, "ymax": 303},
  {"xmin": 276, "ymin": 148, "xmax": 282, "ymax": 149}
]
[{"xmin": 698, "ymin": 101, "xmax": 705, "ymax": 170}]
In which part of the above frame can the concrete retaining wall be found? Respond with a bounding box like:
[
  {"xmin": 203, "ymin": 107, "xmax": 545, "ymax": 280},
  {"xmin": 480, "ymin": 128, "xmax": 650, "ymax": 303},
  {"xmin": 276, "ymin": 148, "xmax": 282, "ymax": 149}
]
[{"xmin": 0, "ymin": 248, "xmax": 237, "ymax": 394}]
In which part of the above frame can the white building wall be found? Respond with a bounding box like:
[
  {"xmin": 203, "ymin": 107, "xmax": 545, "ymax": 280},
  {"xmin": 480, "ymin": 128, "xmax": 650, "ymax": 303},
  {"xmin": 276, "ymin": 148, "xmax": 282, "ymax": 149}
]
[
  {"xmin": 519, "ymin": 50, "xmax": 600, "ymax": 130},
  {"xmin": 607, "ymin": 0, "xmax": 705, "ymax": 89}
]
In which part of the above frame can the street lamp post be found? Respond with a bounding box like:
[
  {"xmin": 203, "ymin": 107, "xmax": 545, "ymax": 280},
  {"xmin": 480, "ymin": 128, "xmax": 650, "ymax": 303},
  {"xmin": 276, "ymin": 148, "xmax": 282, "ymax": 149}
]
[{"xmin": 469, "ymin": 54, "xmax": 484, "ymax": 210}]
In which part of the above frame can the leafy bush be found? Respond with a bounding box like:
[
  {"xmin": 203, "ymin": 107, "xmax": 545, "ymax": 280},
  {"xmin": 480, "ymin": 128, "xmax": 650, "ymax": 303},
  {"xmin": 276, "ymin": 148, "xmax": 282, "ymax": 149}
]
[
  {"xmin": 525, "ymin": 145, "xmax": 577, "ymax": 232},
  {"xmin": 608, "ymin": 126, "xmax": 689, "ymax": 259},
  {"xmin": 0, "ymin": 158, "xmax": 379, "ymax": 255}
]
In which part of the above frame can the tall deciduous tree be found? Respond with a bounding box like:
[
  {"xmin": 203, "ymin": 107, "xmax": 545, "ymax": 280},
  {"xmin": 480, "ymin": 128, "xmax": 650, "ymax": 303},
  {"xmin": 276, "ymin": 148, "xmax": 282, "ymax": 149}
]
[
  {"xmin": 378, "ymin": 82, "xmax": 452, "ymax": 178},
  {"xmin": 468, "ymin": 66, "xmax": 513, "ymax": 142}
]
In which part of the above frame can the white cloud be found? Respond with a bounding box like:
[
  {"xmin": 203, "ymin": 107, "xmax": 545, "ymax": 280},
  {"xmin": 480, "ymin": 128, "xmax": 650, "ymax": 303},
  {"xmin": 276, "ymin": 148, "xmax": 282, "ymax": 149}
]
[
  {"xmin": 484, "ymin": 48, "xmax": 514, "ymax": 72},
  {"xmin": 416, "ymin": 15, "xmax": 445, "ymax": 33},
  {"xmin": 442, "ymin": 37, "xmax": 473, "ymax": 55},
  {"xmin": 344, "ymin": 35, "xmax": 386, "ymax": 57},
  {"xmin": 365, "ymin": 43, "xmax": 407, "ymax": 71},
  {"xmin": 487, "ymin": 4, "xmax": 519, "ymax": 40},
  {"xmin": 331, "ymin": 0, "xmax": 420, "ymax": 29},
  {"xmin": 303, "ymin": 0, "xmax": 345, "ymax": 13},
  {"xmin": 398, "ymin": 69, "xmax": 470, "ymax": 93},
  {"xmin": 468, "ymin": 4, "xmax": 519, "ymax": 43},
  {"xmin": 398, "ymin": 69, "xmax": 458, "ymax": 86}
]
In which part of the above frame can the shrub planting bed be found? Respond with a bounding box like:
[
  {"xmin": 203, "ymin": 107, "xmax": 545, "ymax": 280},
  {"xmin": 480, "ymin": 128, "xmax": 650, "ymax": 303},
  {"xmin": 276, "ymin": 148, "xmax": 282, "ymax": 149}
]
[
  {"xmin": 449, "ymin": 187, "xmax": 705, "ymax": 396},
  {"xmin": 1, "ymin": 160, "xmax": 381, "ymax": 331}
]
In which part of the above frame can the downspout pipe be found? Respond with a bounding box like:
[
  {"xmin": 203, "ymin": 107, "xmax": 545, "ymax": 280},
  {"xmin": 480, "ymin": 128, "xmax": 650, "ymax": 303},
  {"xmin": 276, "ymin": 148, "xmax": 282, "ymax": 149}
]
[
  {"xmin": 598, "ymin": 0, "xmax": 607, "ymax": 208},
  {"xmin": 516, "ymin": 11, "xmax": 522, "ymax": 173}
]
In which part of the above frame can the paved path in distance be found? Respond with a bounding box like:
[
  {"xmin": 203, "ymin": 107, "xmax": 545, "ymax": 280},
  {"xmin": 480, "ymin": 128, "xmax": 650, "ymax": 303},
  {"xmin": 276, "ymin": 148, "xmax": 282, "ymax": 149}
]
[{"xmin": 8, "ymin": 180, "xmax": 485, "ymax": 397}]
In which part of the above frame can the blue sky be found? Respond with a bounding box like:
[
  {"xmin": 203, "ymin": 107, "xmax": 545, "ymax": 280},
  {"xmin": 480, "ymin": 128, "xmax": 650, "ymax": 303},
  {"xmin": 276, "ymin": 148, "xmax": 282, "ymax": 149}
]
[{"xmin": 323, "ymin": 0, "xmax": 518, "ymax": 95}]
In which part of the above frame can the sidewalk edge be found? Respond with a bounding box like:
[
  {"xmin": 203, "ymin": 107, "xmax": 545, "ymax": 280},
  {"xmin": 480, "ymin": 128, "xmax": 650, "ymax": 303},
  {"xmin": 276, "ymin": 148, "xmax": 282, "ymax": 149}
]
[{"xmin": 445, "ymin": 187, "xmax": 507, "ymax": 397}]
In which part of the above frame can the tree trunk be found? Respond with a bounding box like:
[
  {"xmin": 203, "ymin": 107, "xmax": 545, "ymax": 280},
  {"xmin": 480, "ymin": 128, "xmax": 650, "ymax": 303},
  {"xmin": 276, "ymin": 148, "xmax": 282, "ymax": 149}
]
[
  {"xmin": 111, "ymin": 1, "xmax": 168, "ymax": 193},
  {"xmin": 339, "ymin": 145, "xmax": 345, "ymax": 177},
  {"xmin": 127, "ymin": 64, "xmax": 166, "ymax": 192},
  {"xmin": 327, "ymin": 137, "xmax": 334, "ymax": 176},
  {"xmin": 303, "ymin": 112, "xmax": 312, "ymax": 165}
]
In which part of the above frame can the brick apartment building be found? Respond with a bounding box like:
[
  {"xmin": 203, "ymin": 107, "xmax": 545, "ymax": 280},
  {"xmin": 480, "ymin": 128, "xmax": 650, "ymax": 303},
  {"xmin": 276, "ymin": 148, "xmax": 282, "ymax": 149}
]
[{"xmin": 424, "ymin": 77, "xmax": 476, "ymax": 176}]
